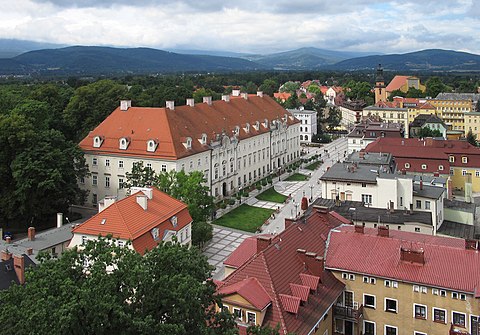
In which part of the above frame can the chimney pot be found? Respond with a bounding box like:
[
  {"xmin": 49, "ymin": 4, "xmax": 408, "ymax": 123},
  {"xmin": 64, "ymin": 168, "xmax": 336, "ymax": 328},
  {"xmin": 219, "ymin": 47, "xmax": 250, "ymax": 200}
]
[
  {"xmin": 377, "ymin": 225, "xmax": 389, "ymax": 237},
  {"xmin": 232, "ymin": 89, "xmax": 240, "ymax": 97},
  {"xmin": 57, "ymin": 212, "xmax": 63, "ymax": 228},
  {"xmin": 120, "ymin": 100, "xmax": 131, "ymax": 111},
  {"xmin": 13, "ymin": 255, "xmax": 25, "ymax": 285},
  {"xmin": 28, "ymin": 227, "xmax": 35, "ymax": 241},
  {"xmin": 221, "ymin": 94, "xmax": 230, "ymax": 102},
  {"xmin": 241, "ymin": 92, "xmax": 248, "ymax": 100},
  {"xmin": 304, "ymin": 252, "xmax": 323, "ymax": 277},
  {"xmin": 186, "ymin": 98, "xmax": 195, "ymax": 107},
  {"xmin": 354, "ymin": 225, "xmax": 364, "ymax": 234},
  {"xmin": 5, "ymin": 236, "xmax": 11, "ymax": 244},
  {"xmin": 257, "ymin": 91, "xmax": 264, "ymax": 97},
  {"xmin": 1, "ymin": 250, "xmax": 12, "ymax": 261}
]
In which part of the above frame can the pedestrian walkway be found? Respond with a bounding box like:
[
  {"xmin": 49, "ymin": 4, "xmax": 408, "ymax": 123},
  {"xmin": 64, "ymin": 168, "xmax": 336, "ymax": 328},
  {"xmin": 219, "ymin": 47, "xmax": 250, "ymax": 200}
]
[
  {"xmin": 274, "ymin": 181, "xmax": 306, "ymax": 196},
  {"xmin": 203, "ymin": 226, "xmax": 252, "ymax": 280},
  {"xmin": 246, "ymin": 199, "xmax": 282, "ymax": 210}
]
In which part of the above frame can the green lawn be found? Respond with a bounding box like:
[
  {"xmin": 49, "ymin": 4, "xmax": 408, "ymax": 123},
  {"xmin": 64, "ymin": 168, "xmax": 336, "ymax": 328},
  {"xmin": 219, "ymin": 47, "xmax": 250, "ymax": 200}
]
[
  {"xmin": 285, "ymin": 173, "xmax": 309, "ymax": 181},
  {"xmin": 256, "ymin": 187, "xmax": 288, "ymax": 203},
  {"xmin": 305, "ymin": 161, "xmax": 322, "ymax": 171},
  {"xmin": 214, "ymin": 204, "xmax": 274, "ymax": 233}
]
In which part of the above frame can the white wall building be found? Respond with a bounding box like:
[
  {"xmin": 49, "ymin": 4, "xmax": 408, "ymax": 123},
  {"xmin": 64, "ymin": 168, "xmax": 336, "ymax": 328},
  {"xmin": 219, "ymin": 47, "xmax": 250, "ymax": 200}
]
[
  {"xmin": 288, "ymin": 108, "xmax": 317, "ymax": 143},
  {"xmin": 79, "ymin": 93, "xmax": 301, "ymax": 205}
]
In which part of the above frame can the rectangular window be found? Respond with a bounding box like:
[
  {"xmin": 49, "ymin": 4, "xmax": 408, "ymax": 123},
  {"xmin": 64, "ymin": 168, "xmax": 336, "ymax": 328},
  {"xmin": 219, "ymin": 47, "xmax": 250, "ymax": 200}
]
[
  {"xmin": 161, "ymin": 164, "xmax": 167, "ymax": 172},
  {"xmin": 233, "ymin": 308, "xmax": 242, "ymax": 320},
  {"xmin": 460, "ymin": 293, "xmax": 466, "ymax": 300},
  {"xmin": 118, "ymin": 178, "xmax": 124, "ymax": 189},
  {"xmin": 364, "ymin": 294, "xmax": 376, "ymax": 309},
  {"xmin": 362, "ymin": 194, "xmax": 372, "ymax": 205},
  {"xmin": 452, "ymin": 292, "xmax": 459, "ymax": 299},
  {"xmin": 105, "ymin": 176, "xmax": 110, "ymax": 188},
  {"xmin": 450, "ymin": 168, "xmax": 454, "ymax": 176},
  {"xmin": 425, "ymin": 201, "xmax": 431, "ymax": 210},
  {"xmin": 118, "ymin": 160, "xmax": 124, "ymax": 168},
  {"xmin": 432, "ymin": 288, "xmax": 439, "ymax": 295},
  {"xmin": 476, "ymin": 171, "xmax": 480, "ymax": 178},
  {"xmin": 414, "ymin": 304, "xmax": 427, "ymax": 319},
  {"xmin": 342, "ymin": 273, "xmax": 348, "ymax": 279},
  {"xmin": 364, "ymin": 320, "xmax": 375, "ymax": 335},
  {"xmin": 92, "ymin": 175, "xmax": 98, "ymax": 186},
  {"xmin": 416, "ymin": 200, "xmax": 421, "ymax": 209},
  {"xmin": 433, "ymin": 308, "xmax": 446, "ymax": 324},
  {"xmin": 385, "ymin": 298, "xmax": 397, "ymax": 313},
  {"xmin": 348, "ymin": 274, "xmax": 355, "ymax": 281},
  {"xmin": 246, "ymin": 311, "xmax": 256, "ymax": 324},
  {"xmin": 462, "ymin": 170, "xmax": 467, "ymax": 176},
  {"xmin": 440, "ymin": 290, "xmax": 447, "ymax": 297},
  {"xmin": 92, "ymin": 157, "xmax": 98, "ymax": 166},
  {"xmin": 385, "ymin": 325, "xmax": 397, "ymax": 335},
  {"xmin": 462, "ymin": 156, "xmax": 468, "ymax": 163},
  {"xmin": 105, "ymin": 159, "xmax": 110, "ymax": 167},
  {"xmin": 363, "ymin": 276, "xmax": 369, "ymax": 283},
  {"xmin": 82, "ymin": 236, "xmax": 87, "ymax": 245},
  {"xmin": 453, "ymin": 312, "xmax": 466, "ymax": 327},
  {"xmin": 80, "ymin": 177, "xmax": 85, "ymax": 184},
  {"xmin": 370, "ymin": 277, "xmax": 376, "ymax": 284}
]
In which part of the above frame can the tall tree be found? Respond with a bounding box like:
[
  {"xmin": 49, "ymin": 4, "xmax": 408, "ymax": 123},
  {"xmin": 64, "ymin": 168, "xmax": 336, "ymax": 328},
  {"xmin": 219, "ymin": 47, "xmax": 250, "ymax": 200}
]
[
  {"xmin": 258, "ymin": 79, "xmax": 278, "ymax": 97},
  {"xmin": 63, "ymin": 79, "xmax": 128, "ymax": 141},
  {"xmin": 279, "ymin": 81, "xmax": 300, "ymax": 94},
  {"xmin": 467, "ymin": 129, "xmax": 477, "ymax": 146},
  {"xmin": 124, "ymin": 161, "xmax": 157, "ymax": 189},
  {"xmin": 0, "ymin": 238, "xmax": 237, "ymax": 335},
  {"xmin": 425, "ymin": 77, "xmax": 450, "ymax": 98}
]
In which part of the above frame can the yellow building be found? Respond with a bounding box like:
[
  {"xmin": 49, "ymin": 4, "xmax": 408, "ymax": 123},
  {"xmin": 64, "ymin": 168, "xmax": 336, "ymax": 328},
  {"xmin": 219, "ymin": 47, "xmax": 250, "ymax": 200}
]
[
  {"xmin": 428, "ymin": 99, "xmax": 472, "ymax": 134},
  {"xmin": 326, "ymin": 225, "xmax": 480, "ymax": 335},
  {"xmin": 363, "ymin": 102, "xmax": 408, "ymax": 136},
  {"xmin": 464, "ymin": 112, "xmax": 480, "ymax": 139},
  {"xmin": 374, "ymin": 65, "xmax": 387, "ymax": 104},
  {"xmin": 386, "ymin": 75, "xmax": 426, "ymax": 97}
]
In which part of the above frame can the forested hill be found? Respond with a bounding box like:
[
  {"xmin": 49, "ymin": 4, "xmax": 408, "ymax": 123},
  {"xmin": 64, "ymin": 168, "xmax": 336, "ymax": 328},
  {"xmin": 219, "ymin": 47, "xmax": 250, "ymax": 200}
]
[
  {"xmin": 329, "ymin": 49, "xmax": 480, "ymax": 71},
  {"xmin": 0, "ymin": 46, "xmax": 266, "ymax": 75}
]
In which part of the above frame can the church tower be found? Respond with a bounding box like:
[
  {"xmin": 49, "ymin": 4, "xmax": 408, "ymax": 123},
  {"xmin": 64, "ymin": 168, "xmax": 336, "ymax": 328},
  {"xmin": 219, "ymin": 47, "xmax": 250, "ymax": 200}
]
[{"xmin": 374, "ymin": 64, "xmax": 387, "ymax": 104}]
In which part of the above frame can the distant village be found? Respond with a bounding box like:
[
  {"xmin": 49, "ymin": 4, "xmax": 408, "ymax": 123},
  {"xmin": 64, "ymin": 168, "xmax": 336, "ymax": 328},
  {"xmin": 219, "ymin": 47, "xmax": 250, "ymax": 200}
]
[{"xmin": 2, "ymin": 68, "xmax": 480, "ymax": 335}]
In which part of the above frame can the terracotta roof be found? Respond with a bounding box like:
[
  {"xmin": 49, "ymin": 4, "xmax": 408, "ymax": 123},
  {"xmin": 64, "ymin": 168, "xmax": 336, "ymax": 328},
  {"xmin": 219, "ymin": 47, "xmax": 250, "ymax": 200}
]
[
  {"xmin": 224, "ymin": 234, "xmax": 268, "ymax": 268},
  {"xmin": 274, "ymin": 92, "xmax": 292, "ymax": 100},
  {"xmin": 72, "ymin": 188, "xmax": 192, "ymax": 254},
  {"xmin": 320, "ymin": 86, "xmax": 329, "ymax": 94},
  {"xmin": 80, "ymin": 95, "xmax": 298, "ymax": 160},
  {"xmin": 386, "ymin": 75, "xmax": 409, "ymax": 92},
  {"xmin": 326, "ymin": 225, "xmax": 480, "ymax": 293},
  {"xmin": 219, "ymin": 277, "xmax": 271, "ymax": 310},
  {"xmin": 219, "ymin": 210, "xmax": 346, "ymax": 335}
]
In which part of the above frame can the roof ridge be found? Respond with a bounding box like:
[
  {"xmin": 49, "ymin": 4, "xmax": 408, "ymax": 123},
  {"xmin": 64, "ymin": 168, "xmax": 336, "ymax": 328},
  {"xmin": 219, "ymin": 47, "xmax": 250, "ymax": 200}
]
[
  {"xmin": 262, "ymin": 253, "xmax": 288, "ymax": 334},
  {"xmin": 164, "ymin": 108, "xmax": 181, "ymax": 158},
  {"xmin": 115, "ymin": 201, "xmax": 135, "ymax": 239}
]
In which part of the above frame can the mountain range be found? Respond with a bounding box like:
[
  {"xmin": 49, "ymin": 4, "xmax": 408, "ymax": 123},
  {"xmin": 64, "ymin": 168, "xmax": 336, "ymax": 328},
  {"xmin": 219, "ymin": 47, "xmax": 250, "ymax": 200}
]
[{"xmin": 0, "ymin": 39, "xmax": 479, "ymax": 76}]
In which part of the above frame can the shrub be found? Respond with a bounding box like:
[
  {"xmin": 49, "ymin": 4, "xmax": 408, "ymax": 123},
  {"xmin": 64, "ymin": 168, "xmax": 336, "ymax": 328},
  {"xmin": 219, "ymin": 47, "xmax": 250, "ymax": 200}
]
[{"xmin": 228, "ymin": 198, "xmax": 236, "ymax": 206}]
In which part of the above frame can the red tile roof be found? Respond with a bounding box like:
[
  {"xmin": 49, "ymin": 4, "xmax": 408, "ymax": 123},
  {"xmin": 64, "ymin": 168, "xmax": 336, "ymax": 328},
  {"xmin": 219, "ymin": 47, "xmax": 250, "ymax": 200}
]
[
  {"xmin": 386, "ymin": 75, "xmax": 409, "ymax": 92},
  {"xmin": 365, "ymin": 137, "xmax": 480, "ymax": 171},
  {"xmin": 289, "ymin": 283, "xmax": 310, "ymax": 302},
  {"xmin": 274, "ymin": 92, "xmax": 292, "ymax": 101},
  {"xmin": 224, "ymin": 234, "xmax": 269, "ymax": 269},
  {"xmin": 279, "ymin": 294, "xmax": 301, "ymax": 314},
  {"xmin": 72, "ymin": 188, "xmax": 192, "ymax": 255},
  {"xmin": 80, "ymin": 95, "xmax": 299, "ymax": 160},
  {"xmin": 219, "ymin": 277, "xmax": 271, "ymax": 310},
  {"xmin": 325, "ymin": 225, "xmax": 480, "ymax": 293},
  {"xmin": 219, "ymin": 211, "xmax": 346, "ymax": 335}
]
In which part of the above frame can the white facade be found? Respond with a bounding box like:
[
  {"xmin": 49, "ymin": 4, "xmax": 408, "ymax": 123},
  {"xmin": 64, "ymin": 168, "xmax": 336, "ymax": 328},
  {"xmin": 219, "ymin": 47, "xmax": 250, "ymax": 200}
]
[
  {"xmin": 347, "ymin": 137, "xmax": 375, "ymax": 155},
  {"xmin": 288, "ymin": 108, "xmax": 317, "ymax": 143},
  {"xmin": 82, "ymin": 122, "xmax": 300, "ymax": 204}
]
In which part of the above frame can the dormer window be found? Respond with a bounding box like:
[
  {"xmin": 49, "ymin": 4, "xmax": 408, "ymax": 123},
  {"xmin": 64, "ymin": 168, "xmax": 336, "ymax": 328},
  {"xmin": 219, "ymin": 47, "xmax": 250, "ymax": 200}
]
[
  {"xmin": 263, "ymin": 118, "xmax": 269, "ymax": 128},
  {"xmin": 93, "ymin": 136, "xmax": 104, "ymax": 148},
  {"xmin": 244, "ymin": 123, "xmax": 250, "ymax": 133},
  {"xmin": 201, "ymin": 133, "xmax": 207, "ymax": 144},
  {"xmin": 421, "ymin": 164, "xmax": 427, "ymax": 170},
  {"xmin": 234, "ymin": 126, "xmax": 240, "ymax": 136},
  {"xmin": 449, "ymin": 156, "xmax": 455, "ymax": 163},
  {"xmin": 147, "ymin": 139, "xmax": 158, "ymax": 152},
  {"xmin": 462, "ymin": 156, "xmax": 468, "ymax": 164},
  {"xmin": 439, "ymin": 165, "xmax": 444, "ymax": 171},
  {"xmin": 253, "ymin": 121, "xmax": 260, "ymax": 131},
  {"xmin": 405, "ymin": 163, "xmax": 410, "ymax": 168},
  {"xmin": 119, "ymin": 137, "xmax": 130, "ymax": 150},
  {"xmin": 183, "ymin": 137, "xmax": 192, "ymax": 149}
]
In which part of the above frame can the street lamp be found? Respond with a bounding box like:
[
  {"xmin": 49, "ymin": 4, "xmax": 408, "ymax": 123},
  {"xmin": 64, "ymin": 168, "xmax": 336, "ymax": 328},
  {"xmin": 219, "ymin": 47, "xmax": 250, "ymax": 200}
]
[{"xmin": 309, "ymin": 184, "xmax": 314, "ymax": 201}]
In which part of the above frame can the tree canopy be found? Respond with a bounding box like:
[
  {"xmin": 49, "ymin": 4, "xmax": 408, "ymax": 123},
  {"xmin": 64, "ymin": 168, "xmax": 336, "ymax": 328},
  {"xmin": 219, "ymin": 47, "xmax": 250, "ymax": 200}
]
[{"xmin": 0, "ymin": 238, "xmax": 237, "ymax": 335}]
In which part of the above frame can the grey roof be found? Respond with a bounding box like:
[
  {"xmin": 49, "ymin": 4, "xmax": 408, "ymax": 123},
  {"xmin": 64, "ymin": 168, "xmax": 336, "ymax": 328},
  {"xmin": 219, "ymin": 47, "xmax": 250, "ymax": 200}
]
[
  {"xmin": 363, "ymin": 105, "xmax": 407, "ymax": 111},
  {"xmin": 444, "ymin": 199, "xmax": 476, "ymax": 212},
  {"xmin": 0, "ymin": 254, "xmax": 35, "ymax": 290},
  {"xmin": 320, "ymin": 161, "xmax": 406, "ymax": 184},
  {"xmin": 314, "ymin": 198, "xmax": 432, "ymax": 226},
  {"xmin": 345, "ymin": 152, "xmax": 393, "ymax": 166},
  {"xmin": 288, "ymin": 108, "xmax": 316, "ymax": 115},
  {"xmin": 437, "ymin": 220, "xmax": 479, "ymax": 239},
  {"xmin": 0, "ymin": 223, "xmax": 78, "ymax": 264},
  {"xmin": 412, "ymin": 175, "xmax": 447, "ymax": 186},
  {"xmin": 410, "ymin": 114, "xmax": 446, "ymax": 128},
  {"xmin": 436, "ymin": 93, "xmax": 480, "ymax": 102},
  {"xmin": 413, "ymin": 183, "xmax": 445, "ymax": 199}
]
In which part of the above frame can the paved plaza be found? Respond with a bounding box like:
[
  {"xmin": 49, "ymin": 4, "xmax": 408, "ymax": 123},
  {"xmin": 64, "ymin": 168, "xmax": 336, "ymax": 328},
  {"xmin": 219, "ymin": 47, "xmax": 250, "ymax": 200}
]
[{"xmin": 203, "ymin": 137, "xmax": 348, "ymax": 279}]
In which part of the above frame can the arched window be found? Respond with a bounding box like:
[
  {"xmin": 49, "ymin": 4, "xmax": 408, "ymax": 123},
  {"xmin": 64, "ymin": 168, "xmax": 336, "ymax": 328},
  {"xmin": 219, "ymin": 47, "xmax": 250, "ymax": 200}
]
[
  {"xmin": 305, "ymin": 135, "xmax": 309, "ymax": 141},
  {"xmin": 300, "ymin": 135, "xmax": 304, "ymax": 140}
]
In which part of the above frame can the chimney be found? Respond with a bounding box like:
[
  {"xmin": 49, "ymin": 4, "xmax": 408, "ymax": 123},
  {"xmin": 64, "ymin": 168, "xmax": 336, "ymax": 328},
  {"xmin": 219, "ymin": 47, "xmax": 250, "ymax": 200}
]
[
  {"xmin": 354, "ymin": 225, "xmax": 364, "ymax": 234},
  {"xmin": 465, "ymin": 239, "xmax": 479, "ymax": 250},
  {"xmin": 1, "ymin": 250, "xmax": 12, "ymax": 261},
  {"xmin": 26, "ymin": 248, "xmax": 33, "ymax": 256},
  {"xmin": 130, "ymin": 187, "xmax": 153, "ymax": 199},
  {"xmin": 13, "ymin": 255, "xmax": 25, "ymax": 285},
  {"xmin": 241, "ymin": 92, "xmax": 248, "ymax": 100},
  {"xmin": 165, "ymin": 100, "xmax": 175, "ymax": 110},
  {"xmin": 257, "ymin": 91, "xmax": 264, "ymax": 97},
  {"xmin": 203, "ymin": 96, "xmax": 212, "ymax": 106},
  {"xmin": 186, "ymin": 98, "xmax": 195, "ymax": 107},
  {"xmin": 400, "ymin": 247, "xmax": 425, "ymax": 265},
  {"xmin": 285, "ymin": 218, "xmax": 295, "ymax": 230},
  {"xmin": 377, "ymin": 225, "xmax": 389, "ymax": 237},
  {"xmin": 57, "ymin": 212, "xmax": 63, "ymax": 228},
  {"xmin": 296, "ymin": 248, "xmax": 306, "ymax": 264},
  {"xmin": 99, "ymin": 196, "xmax": 117, "ymax": 213},
  {"xmin": 425, "ymin": 137, "xmax": 434, "ymax": 147},
  {"xmin": 256, "ymin": 235, "xmax": 272, "ymax": 253},
  {"xmin": 305, "ymin": 252, "xmax": 324, "ymax": 277},
  {"xmin": 5, "ymin": 236, "xmax": 11, "ymax": 244},
  {"xmin": 314, "ymin": 205, "xmax": 329, "ymax": 214},
  {"xmin": 232, "ymin": 89, "xmax": 240, "ymax": 97},
  {"xmin": 221, "ymin": 95, "xmax": 230, "ymax": 102},
  {"xmin": 28, "ymin": 227, "xmax": 35, "ymax": 241},
  {"xmin": 120, "ymin": 100, "xmax": 131, "ymax": 111},
  {"xmin": 136, "ymin": 195, "xmax": 148, "ymax": 210}
]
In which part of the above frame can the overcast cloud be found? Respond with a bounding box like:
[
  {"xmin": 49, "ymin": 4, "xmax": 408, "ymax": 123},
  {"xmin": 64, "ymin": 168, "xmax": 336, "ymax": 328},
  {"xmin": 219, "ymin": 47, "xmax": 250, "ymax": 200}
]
[{"xmin": 2, "ymin": 0, "xmax": 479, "ymax": 54}]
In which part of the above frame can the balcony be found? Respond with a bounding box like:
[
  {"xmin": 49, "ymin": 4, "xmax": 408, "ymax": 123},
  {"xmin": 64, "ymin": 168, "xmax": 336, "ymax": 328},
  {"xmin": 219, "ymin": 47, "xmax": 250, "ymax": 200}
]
[{"xmin": 333, "ymin": 304, "xmax": 364, "ymax": 322}]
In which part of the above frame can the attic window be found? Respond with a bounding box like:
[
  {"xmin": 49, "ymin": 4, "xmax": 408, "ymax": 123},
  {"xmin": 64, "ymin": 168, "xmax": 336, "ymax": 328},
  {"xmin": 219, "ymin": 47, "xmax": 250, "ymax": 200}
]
[
  {"xmin": 462, "ymin": 156, "xmax": 468, "ymax": 163},
  {"xmin": 147, "ymin": 139, "xmax": 158, "ymax": 152},
  {"xmin": 201, "ymin": 133, "xmax": 207, "ymax": 144},
  {"xmin": 119, "ymin": 137, "xmax": 130, "ymax": 150},
  {"xmin": 93, "ymin": 136, "xmax": 104, "ymax": 148},
  {"xmin": 263, "ymin": 118, "xmax": 269, "ymax": 128},
  {"xmin": 438, "ymin": 165, "xmax": 444, "ymax": 171},
  {"xmin": 405, "ymin": 163, "xmax": 410, "ymax": 168},
  {"xmin": 234, "ymin": 126, "xmax": 240, "ymax": 136},
  {"xmin": 253, "ymin": 121, "xmax": 260, "ymax": 130},
  {"xmin": 421, "ymin": 164, "xmax": 427, "ymax": 170},
  {"xmin": 449, "ymin": 156, "xmax": 455, "ymax": 163},
  {"xmin": 100, "ymin": 218, "xmax": 106, "ymax": 225},
  {"xmin": 244, "ymin": 123, "xmax": 250, "ymax": 133},
  {"xmin": 183, "ymin": 137, "xmax": 192, "ymax": 149}
]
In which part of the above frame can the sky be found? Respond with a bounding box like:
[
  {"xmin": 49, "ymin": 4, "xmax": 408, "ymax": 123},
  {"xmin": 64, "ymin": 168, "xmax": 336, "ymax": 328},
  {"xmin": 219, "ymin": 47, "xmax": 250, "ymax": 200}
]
[{"xmin": 2, "ymin": 0, "xmax": 480, "ymax": 55}]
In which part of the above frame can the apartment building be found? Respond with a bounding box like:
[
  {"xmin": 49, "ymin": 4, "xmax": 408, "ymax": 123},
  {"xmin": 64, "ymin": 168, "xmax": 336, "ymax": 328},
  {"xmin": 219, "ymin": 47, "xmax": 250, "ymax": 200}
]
[
  {"xmin": 288, "ymin": 107, "xmax": 317, "ymax": 143},
  {"xmin": 326, "ymin": 225, "xmax": 480, "ymax": 335},
  {"xmin": 347, "ymin": 121, "xmax": 404, "ymax": 154},
  {"xmin": 79, "ymin": 92, "xmax": 300, "ymax": 205},
  {"xmin": 362, "ymin": 102, "xmax": 408, "ymax": 137}
]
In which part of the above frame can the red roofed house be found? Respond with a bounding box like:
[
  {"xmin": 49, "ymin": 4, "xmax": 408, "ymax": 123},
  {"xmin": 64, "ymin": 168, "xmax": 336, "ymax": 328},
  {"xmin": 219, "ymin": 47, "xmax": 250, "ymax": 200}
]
[
  {"xmin": 365, "ymin": 137, "xmax": 480, "ymax": 197},
  {"xmin": 274, "ymin": 92, "xmax": 292, "ymax": 102},
  {"xmin": 79, "ymin": 93, "xmax": 300, "ymax": 205},
  {"xmin": 69, "ymin": 187, "xmax": 192, "ymax": 254},
  {"xmin": 386, "ymin": 75, "xmax": 426, "ymax": 97},
  {"xmin": 216, "ymin": 208, "xmax": 347, "ymax": 335},
  {"xmin": 326, "ymin": 224, "xmax": 480, "ymax": 335}
]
